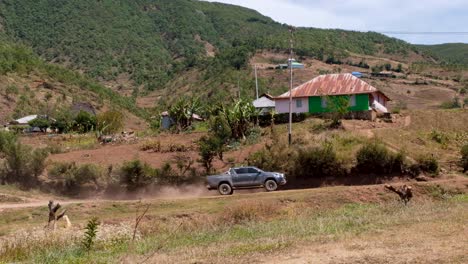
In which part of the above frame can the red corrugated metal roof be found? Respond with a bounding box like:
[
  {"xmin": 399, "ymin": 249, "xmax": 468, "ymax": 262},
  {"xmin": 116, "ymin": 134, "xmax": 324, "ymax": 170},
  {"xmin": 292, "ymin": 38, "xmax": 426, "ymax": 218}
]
[{"xmin": 276, "ymin": 73, "xmax": 384, "ymax": 99}]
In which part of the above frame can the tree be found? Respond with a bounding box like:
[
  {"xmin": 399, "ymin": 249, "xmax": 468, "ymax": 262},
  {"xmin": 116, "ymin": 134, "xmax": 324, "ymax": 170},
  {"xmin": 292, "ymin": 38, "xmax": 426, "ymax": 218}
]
[
  {"xmin": 0, "ymin": 131, "xmax": 16, "ymax": 153},
  {"xmin": 169, "ymin": 97, "xmax": 201, "ymax": 132},
  {"xmin": 28, "ymin": 117, "xmax": 51, "ymax": 132},
  {"xmin": 52, "ymin": 109, "xmax": 75, "ymax": 133},
  {"xmin": 74, "ymin": 111, "xmax": 97, "ymax": 133},
  {"xmin": 197, "ymin": 136, "xmax": 219, "ymax": 173},
  {"xmin": 119, "ymin": 160, "xmax": 156, "ymax": 191},
  {"xmin": 1, "ymin": 140, "xmax": 49, "ymax": 188},
  {"xmin": 218, "ymin": 99, "xmax": 257, "ymax": 140},
  {"xmin": 384, "ymin": 63, "xmax": 392, "ymax": 71},
  {"xmin": 396, "ymin": 63, "xmax": 403, "ymax": 73},
  {"xmin": 326, "ymin": 96, "xmax": 350, "ymax": 128},
  {"xmin": 208, "ymin": 115, "xmax": 232, "ymax": 161}
]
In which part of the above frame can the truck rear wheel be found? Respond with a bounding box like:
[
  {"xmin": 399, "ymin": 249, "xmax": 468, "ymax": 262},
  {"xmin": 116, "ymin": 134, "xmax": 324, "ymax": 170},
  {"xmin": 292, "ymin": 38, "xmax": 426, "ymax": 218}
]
[
  {"xmin": 264, "ymin": 179, "xmax": 278, "ymax": 192},
  {"xmin": 218, "ymin": 183, "xmax": 233, "ymax": 195}
]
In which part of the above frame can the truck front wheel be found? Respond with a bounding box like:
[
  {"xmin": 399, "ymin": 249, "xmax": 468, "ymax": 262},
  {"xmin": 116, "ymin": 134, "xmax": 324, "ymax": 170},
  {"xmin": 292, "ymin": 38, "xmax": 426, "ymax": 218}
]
[
  {"xmin": 218, "ymin": 183, "xmax": 233, "ymax": 195},
  {"xmin": 264, "ymin": 179, "xmax": 278, "ymax": 192}
]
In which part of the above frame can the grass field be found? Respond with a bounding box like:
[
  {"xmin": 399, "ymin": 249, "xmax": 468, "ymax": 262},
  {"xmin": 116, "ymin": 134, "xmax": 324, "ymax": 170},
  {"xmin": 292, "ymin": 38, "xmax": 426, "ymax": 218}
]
[{"xmin": 0, "ymin": 178, "xmax": 466, "ymax": 263}]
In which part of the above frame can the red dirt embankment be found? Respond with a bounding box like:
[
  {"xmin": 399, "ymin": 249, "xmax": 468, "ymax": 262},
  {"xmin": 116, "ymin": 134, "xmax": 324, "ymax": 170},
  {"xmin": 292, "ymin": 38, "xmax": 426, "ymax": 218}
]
[{"xmin": 49, "ymin": 132, "xmax": 263, "ymax": 171}]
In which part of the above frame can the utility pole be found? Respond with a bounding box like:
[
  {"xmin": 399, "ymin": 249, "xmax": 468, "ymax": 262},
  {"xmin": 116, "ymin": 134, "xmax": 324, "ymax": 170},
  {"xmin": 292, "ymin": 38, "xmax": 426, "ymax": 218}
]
[
  {"xmin": 255, "ymin": 64, "xmax": 259, "ymax": 99},
  {"xmin": 238, "ymin": 74, "xmax": 241, "ymax": 99},
  {"xmin": 288, "ymin": 26, "xmax": 295, "ymax": 146}
]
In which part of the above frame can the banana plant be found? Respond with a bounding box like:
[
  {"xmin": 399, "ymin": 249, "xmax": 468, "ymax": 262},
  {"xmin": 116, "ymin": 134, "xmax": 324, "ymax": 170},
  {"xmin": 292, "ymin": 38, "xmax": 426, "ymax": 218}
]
[{"xmin": 169, "ymin": 97, "xmax": 201, "ymax": 132}]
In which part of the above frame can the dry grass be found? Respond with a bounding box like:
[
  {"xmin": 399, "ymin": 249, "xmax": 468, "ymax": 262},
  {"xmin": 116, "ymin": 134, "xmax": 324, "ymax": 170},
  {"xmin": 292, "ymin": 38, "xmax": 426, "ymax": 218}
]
[
  {"xmin": 375, "ymin": 109, "xmax": 468, "ymax": 169},
  {"xmin": 0, "ymin": 179, "xmax": 466, "ymax": 263}
]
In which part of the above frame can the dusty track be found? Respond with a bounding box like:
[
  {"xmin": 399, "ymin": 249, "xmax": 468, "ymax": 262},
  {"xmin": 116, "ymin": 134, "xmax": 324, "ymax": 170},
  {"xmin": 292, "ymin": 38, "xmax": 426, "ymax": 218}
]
[{"xmin": 1, "ymin": 177, "xmax": 466, "ymax": 211}]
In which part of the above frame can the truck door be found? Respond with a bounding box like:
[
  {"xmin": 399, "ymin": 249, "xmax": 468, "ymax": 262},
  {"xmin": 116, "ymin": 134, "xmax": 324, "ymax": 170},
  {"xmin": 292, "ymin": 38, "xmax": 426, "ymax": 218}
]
[
  {"xmin": 247, "ymin": 167, "xmax": 262, "ymax": 185},
  {"xmin": 232, "ymin": 168, "xmax": 251, "ymax": 187}
]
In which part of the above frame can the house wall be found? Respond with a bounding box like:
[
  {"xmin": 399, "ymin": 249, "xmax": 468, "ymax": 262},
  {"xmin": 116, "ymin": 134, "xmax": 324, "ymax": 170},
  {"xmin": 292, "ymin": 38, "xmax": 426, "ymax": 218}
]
[
  {"xmin": 275, "ymin": 97, "xmax": 309, "ymax": 113},
  {"xmin": 308, "ymin": 94, "xmax": 369, "ymax": 114},
  {"xmin": 371, "ymin": 92, "xmax": 388, "ymax": 107}
]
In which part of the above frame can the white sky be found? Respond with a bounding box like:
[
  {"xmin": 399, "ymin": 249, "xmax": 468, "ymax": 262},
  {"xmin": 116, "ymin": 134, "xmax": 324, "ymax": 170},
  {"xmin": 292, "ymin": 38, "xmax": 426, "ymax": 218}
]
[{"xmin": 203, "ymin": 0, "xmax": 468, "ymax": 44}]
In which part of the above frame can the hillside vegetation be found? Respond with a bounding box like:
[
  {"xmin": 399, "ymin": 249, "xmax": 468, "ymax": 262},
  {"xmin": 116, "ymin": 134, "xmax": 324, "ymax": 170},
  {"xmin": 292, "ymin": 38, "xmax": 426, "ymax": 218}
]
[
  {"xmin": 417, "ymin": 43, "xmax": 468, "ymax": 65},
  {"xmin": 0, "ymin": 41, "xmax": 147, "ymax": 123},
  {"xmin": 0, "ymin": 0, "xmax": 420, "ymax": 94}
]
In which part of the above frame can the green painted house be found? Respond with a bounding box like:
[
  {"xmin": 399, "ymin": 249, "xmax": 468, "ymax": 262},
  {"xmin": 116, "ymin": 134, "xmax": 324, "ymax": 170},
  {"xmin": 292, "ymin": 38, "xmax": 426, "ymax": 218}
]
[{"xmin": 274, "ymin": 73, "xmax": 390, "ymax": 118}]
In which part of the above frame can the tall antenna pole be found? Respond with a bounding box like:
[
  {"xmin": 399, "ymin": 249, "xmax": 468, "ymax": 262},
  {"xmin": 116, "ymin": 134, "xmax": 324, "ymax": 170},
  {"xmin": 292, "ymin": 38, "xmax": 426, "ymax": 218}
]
[
  {"xmin": 255, "ymin": 64, "xmax": 259, "ymax": 99},
  {"xmin": 288, "ymin": 26, "xmax": 295, "ymax": 146}
]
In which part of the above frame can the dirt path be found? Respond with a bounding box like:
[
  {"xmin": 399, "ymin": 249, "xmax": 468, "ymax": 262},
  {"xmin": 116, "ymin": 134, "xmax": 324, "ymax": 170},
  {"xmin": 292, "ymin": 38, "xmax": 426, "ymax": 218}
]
[{"xmin": 1, "ymin": 177, "xmax": 466, "ymax": 211}]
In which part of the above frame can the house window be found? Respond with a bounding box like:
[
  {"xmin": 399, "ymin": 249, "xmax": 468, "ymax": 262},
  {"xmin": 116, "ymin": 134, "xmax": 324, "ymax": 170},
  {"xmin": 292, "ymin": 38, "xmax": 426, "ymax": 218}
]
[
  {"xmin": 321, "ymin": 97, "xmax": 327, "ymax": 108},
  {"xmin": 296, "ymin": 99, "xmax": 303, "ymax": 108},
  {"xmin": 350, "ymin": 95, "xmax": 356, "ymax": 107}
]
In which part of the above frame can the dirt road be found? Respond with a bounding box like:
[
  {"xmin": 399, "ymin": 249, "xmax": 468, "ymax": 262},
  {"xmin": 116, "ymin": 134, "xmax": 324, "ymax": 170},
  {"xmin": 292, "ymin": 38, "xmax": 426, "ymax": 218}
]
[{"xmin": 1, "ymin": 177, "xmax": 466, "ymax": 212}]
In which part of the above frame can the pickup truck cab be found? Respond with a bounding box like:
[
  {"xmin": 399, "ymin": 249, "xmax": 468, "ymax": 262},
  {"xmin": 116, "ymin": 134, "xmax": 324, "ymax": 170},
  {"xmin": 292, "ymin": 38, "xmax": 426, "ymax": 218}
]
[{"xmin": 206, "ymin": 166, "xmax": 287, "ymax": 195}]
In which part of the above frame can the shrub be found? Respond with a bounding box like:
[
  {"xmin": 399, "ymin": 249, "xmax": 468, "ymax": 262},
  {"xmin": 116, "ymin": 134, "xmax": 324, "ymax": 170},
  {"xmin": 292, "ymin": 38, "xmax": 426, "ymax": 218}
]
[
  {"xmin": 139, "ymin": 140, "xmax": 161, "ymax": 152},
  {"xmin": 440, "ymin": 97, "xmax": 461, "ymax": 109},
  {"xmin": 247, "ymin": 130, "xmax": 294, "ymax": 175},
  {"xmin": 197, "ymin": 135, "xmax": 221, "ymax": 173},
  {"xmin": 416, "ymin": 154, "xmax": 439, "ymax": 175},
  {"xmin": 293, "ymin": 143, "xmax": 345, "ymax": 178},
  {"xmin": 97, "ymin": 110, "xmax": 124, "ymax": 135},
  {"xmin": 396, "ymin": 63, "xmax": 403, "ymax": 73},
  {"xmin": 28, "ymin": 117, "xmax": 51, "ymax": 132},
  {"xmin": 73, "ymin": 111, "xmax": 96, "ymax": 133},
  {"xmin": 430, "ymin": 129, "xmax": 449, "ymax": 144},
  {"xmin": 82, "ymin": 217, "xmax": 100, "ymax": 251},
  {"xmin": 49, "ymin": 162, "xmax": 103, "ymax": 192},
  {"xmin": 460, "ymin": 144, "xmax": 468, "ymax": 172},
  {"xmin": 1, "ymin": 139, "xmax": 49, "ymax": 188},
  {"xmin": 459, "ymin": 86, "xmax": 467, "ymax": 95},
  {"xmin": 119, "ymin": 160, "xmax": 157, "ymax": 191},
  {"xmin": 0, "ymin": 131, "xmax": 16, "ymax": 153},
  {"xmin": 51, "ymin": 109, "xmax": 75, "ymax": 133},
  {"xmin": 355, "ymin": 142, "xmax": 405, "ymax": 174}
]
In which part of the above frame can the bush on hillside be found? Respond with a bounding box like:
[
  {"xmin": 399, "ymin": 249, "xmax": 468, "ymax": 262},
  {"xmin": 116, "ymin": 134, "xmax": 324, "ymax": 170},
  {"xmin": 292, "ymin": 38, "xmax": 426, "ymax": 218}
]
[
  {"xmin": 49, "ymin": 162, "xmax": 104, "ymax": 193},
  {"xmin": 461, "ymin": 144, "xmax": 468, "ymax": 172},
  {"xmin": 97, "ymin": 110, "xmax": 124, "ymax": 135},
  {"xmin": 0, "ymin": 131, "xmax": 17, "ymax": 153},
  {"xmin": 197, "ymin": 135, "xmax": 221, "ymax": 173},
  {"xmin": 73, "ymin": 111, "xmax": 97, "ymax": 133},
  {"xmin": 440, "ymin": 97, "xmax": 461, "ymax": 109},
  {"xmin": 355, "ymin": 142, "xmax": 405, "ymax": 174},
  {"xmin": 430, "ymin": 129, "xmax": 449, "ymax": 144},
  {"xmin": 416, "ymin": 154, "xmax": 439, "ymax": 175},
  {"xmin": 0, "ymin": 140, "xmax": 49, "ymax": 188},
  {"xmin": 293, "ymin": 143, "xmax": 345, "ymax": 178},
  {"xmin": 28, "ymin": 117, "xmax": 51, "ymax": 132},
  {"xmin": 119, "ymin": 160, "xmax": 157, "ymax": 191}
]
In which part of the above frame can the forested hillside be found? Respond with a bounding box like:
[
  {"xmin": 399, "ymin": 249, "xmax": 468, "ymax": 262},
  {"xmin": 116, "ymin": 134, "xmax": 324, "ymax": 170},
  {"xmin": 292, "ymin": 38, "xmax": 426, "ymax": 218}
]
[
  {"xmin": 0, "ymin": 40, "xmax": 147, "ymax": 123},
  {"xmin": 417, "ymin": 43, "xmax": 468, "ymax": 65},
  {"xmin": 0, "ymin": 0, "xmax": 419, "ymax": 93}
]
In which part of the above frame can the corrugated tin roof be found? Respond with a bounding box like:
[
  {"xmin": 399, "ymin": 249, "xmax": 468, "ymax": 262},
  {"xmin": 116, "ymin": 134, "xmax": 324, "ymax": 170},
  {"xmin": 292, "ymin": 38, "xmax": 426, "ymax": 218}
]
[
  {"xmin": 15, "ymin": 115, "xmax": 38, "ymax": 124},
  {"xmin": 253, "ymin": 96, "xmax": 275, "ymax": 108},
  {"xmin": 276, "ymin": 73, "xmax": 382, "ymax": 99}
]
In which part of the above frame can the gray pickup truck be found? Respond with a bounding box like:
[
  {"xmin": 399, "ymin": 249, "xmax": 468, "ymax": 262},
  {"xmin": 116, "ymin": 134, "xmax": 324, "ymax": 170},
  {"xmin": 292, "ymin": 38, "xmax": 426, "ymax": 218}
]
[{"xmin": 206, "ymin": 166, "xmax": 287, "ymax": 195}]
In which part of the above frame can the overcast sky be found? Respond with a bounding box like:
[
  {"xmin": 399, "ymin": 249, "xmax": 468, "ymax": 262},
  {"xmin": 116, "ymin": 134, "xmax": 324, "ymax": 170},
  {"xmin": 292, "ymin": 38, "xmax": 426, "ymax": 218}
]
[{"xmin": 203, "ymin": 0, "xmax": 468, "ymax": 44}]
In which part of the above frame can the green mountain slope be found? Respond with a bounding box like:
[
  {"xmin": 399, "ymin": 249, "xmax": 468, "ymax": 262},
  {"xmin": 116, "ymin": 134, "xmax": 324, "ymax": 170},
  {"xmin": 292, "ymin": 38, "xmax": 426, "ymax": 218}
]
[
  {"xmin": 0, "ymin": 40, "xmax": 147, "ymax": 122},
  {"xmin": 0, "ymin": 0, "xmax": 418, "ymax": 93},
  {"xmin": 417, "ymin": 43, "xmax": 468, "ymax": 65}
]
